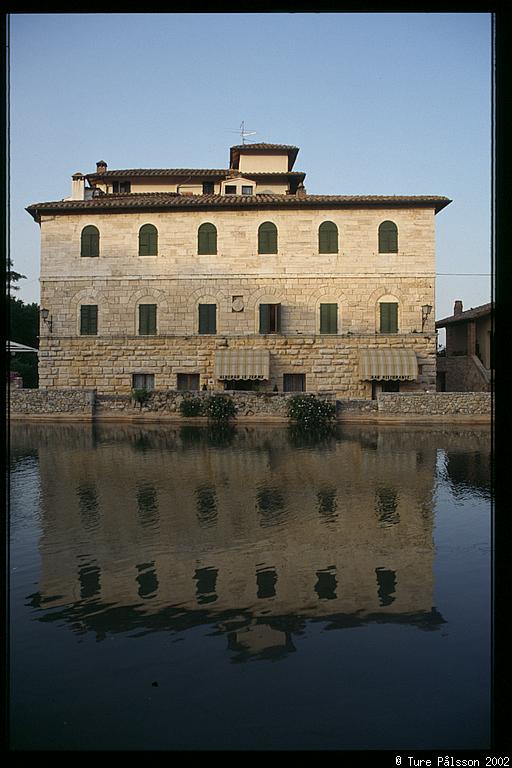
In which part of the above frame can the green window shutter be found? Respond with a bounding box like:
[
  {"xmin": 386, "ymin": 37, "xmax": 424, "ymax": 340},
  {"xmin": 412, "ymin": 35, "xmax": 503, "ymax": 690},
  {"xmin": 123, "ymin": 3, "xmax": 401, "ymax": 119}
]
[
  {"xmin": 81, "ymin": 226, "xmax": 99, "ymax": 257},
  {"xmin": 379, "ymin": 221, "xmax": 398, "ymax": 253},
  {"xmin": 198, "ymin": 223, "xmax": 217, "ymax": 255},
  {"xmin": 259, "ymin": 303, "xmax": 280, "ymax": 333},
  {"xmin": 319, "ymin": 222, "xmax": 338, "ymax": 254},
  {"xmin": 320, "ymin": 303, "xmax": 337, "ymax": 334},
  {"xmin": 258, "ymin": 222, "xmax": 278, "ymax": 254},
  {"xmin": 80, "ymin": 305, "xmax": 98, "ymax": 335},
  {"xmin": 139, "ymin": 224, "xmax": 158, "ymax": 256},
  {"xmin": 139, "ymin": 304, "xmax": 157, "ymax": 335},
  {"xmin": 199, "ymin": 304, "xmax": 216, "ymax": 334},
  {"xmin": 259, "ymin": 304, "xmax": 269, "ymax": 334},
  {"xmin": 380, "ymin": 303, "xmax": 398, "ymax": 333}
]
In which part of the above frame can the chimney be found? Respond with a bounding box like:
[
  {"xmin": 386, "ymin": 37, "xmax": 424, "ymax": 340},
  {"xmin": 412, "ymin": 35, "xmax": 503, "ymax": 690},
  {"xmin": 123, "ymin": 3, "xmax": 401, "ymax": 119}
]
[
  {"xmin": 71, "ymin": 172, "xmax": 85, "ymax": 200},
  {"xmin": 96, "ymin": 160, "xmax": 107, "ymax": 174},
  {"xmin": 296, "ymin": 182, "xmax": 306, "ymax": 198},
  {"xmin": 454, "ymin": 300, "xmax": 463, "ymax": 315}
]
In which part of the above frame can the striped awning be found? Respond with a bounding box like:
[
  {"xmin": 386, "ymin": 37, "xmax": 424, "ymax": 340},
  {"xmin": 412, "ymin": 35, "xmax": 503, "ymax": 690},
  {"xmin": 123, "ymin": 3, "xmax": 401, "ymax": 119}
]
[
  {"xmin": 215, "ymin": 349, "xmax": 270, "ymax": 380},
  {"xmin": 359, "ymin": 349, "xmax": 418, "ymax": 381}
]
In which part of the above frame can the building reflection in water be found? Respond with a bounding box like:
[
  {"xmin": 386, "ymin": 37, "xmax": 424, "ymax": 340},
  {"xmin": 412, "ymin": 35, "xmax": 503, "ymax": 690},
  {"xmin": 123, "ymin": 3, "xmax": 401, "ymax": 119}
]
[{"xmin": 9, "ymin": 422, "xmax": 492, "ymax": 662}]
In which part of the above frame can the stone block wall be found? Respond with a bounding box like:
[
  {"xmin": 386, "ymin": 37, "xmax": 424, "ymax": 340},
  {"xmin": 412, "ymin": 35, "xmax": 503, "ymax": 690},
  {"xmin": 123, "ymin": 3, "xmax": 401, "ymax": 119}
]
[
  {"xmin": 37, "ymin": 333, "xmax": 436, "ymax": 395},
  {"xmin": 378, "ymin": 392, "xmax": 491, "ymax": 414},
  {"xmin": 9, "ymin": 388, "xmax": 95, "ymax": 415}
]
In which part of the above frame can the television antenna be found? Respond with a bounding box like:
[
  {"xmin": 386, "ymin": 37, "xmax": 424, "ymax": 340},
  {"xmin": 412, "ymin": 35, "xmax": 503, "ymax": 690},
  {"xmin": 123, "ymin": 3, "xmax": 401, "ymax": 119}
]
[{"xmin": 226, "ymin": 121, "xmax": 257, "ymax": 144}]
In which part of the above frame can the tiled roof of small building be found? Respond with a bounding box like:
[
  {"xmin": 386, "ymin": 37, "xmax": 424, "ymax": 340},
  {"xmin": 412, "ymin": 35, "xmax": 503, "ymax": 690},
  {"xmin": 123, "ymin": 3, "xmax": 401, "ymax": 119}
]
[
  {"xmin": 229, "ymin": 143, "xmax": 299, "ymax": 151},
  {"xmin": 26, "ymin": 193, "xmax": 452, "ymax": 221},
  {"xmin": 435, "ymin": 302, "xmax": 493, "ymax": 327},
  {"xmin": 85, "ymin": 168, "xmax": 306, "ymax": 180}
]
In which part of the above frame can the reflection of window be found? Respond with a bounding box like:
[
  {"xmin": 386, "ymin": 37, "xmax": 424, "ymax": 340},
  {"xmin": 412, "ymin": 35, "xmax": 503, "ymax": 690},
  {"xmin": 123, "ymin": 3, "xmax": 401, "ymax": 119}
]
[
  {"xmin": 256, "ymin": 487, "xmax": 285, "ymax": 526},
  {"xmin": 77, "ymin": 483, "xmax": 99, "ymax": 529},
  {"xmin": 256, "ymin": 567, "xmax": 277, "ymax": 599},
  {"xmin": 314, "ymin": 567, "xmax": 337, "ymax": 600},
  {"xmin": 375, "ymin": 487, "xmax": 399, "ymax": 526},
  {"xmin": 196, "ymin": 485, "xmax": 217, "ymax": 527},
  {"xmin": 79, "ymin": 563, "xmax": 101, "ymax": 599},
  {"xmin": 194, "ymin": 567, "xmax": 218, "ymax": 604},
  {"xmin": 137, "ymin": 484, "xmax": 158, "ymax": 527},
  {"xmin": 375, "ymin": 567, "xmax": 396, "ymax": 606},
  {"xmin": 136, "ymin": 561, "xmax": 159, "ymax": 599},
  {"xmin": 177, "ymin": 373, "xmax": 200, "ymax": 391},
  {"xmin": 317, "ymin": 487, "xmax": 337, "ymax": 517},
  {"xmin": 283, "ymin": 373, "xmax": 305, "ymax": 392},
  {"xmin": 259, "ymin": 303, "xmax": 281, "ymax": 334}
]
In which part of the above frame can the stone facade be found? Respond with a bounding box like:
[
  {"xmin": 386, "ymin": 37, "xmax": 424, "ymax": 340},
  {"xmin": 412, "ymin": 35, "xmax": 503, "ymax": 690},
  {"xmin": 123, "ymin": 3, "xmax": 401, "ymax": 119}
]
[{"xmin": 28, "ymin": 143, "xmax": 450, "ymax": 396}]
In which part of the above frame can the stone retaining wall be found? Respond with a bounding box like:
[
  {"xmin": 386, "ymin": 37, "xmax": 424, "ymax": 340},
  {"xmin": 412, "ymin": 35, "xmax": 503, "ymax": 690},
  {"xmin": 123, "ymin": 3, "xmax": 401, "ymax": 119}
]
[
  {"xmin": 377, "ymin": 392, "xmax": 491, "ymax": 414},
  {"xmin": 9, "ymin": 388, "xmax": 491, "ymax": 420},
  {"xmin": 9, "ymin": 388, "xmax": 95, "ymax": 416}
]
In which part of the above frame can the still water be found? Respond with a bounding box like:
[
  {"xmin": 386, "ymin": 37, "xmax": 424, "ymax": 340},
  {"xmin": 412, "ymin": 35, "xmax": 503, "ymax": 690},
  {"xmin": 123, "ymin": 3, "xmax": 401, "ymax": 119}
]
[{"xmin": 9, "ymin": 422, "xmax": 491, "ymax": 751}]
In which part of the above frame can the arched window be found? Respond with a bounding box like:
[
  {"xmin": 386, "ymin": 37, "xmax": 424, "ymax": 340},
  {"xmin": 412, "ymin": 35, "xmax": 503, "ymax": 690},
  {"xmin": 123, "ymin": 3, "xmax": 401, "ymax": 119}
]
[
  {"xmin": 198, "ymin": 223, "xmax": 217, "ymax": 255},
  {"xmin": 81, "ymin": 225, "xmax": 99, "ymax": 257},
  {"xmin": 139, "ymin": 224, "xmax": 158, "ymax": 256},
  {"xmin": 258, "ymin": 222, "xmax": 278, "ymax": 254},
  {"xmin": 378, "ymin": 221, "xmax": 398, "ymax": 253},
  {"xmin": 318, "ymin": 221, "xmax": 338, "ymax": 253}
]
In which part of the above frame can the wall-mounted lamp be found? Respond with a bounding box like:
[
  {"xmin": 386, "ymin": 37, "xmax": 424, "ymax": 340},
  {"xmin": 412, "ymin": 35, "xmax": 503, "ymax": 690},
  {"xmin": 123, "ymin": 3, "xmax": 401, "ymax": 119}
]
[
  {"xmin": 421, "ymin": 304, "xmax": 433, "ymax": 332},
  {"xmin": 40, "ymin": 308, "xmax": 53, "ymax": 333}
]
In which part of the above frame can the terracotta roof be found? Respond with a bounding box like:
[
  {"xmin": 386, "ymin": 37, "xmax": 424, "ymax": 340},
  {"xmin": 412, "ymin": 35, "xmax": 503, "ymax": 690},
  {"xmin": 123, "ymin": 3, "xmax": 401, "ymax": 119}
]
[
  {"xmin": 229, "ymin": 143, "xmax": 299, "ymax": 152},
  {"xmin": 26, "ymin": 193, "xmax": 452, "ymax": 221},
  {"xmin": 436, "ymin": 302, "xmax": 493, "ymax": 327},
  {"xmin": 85, "ymin": 168, "xmax": 306, "ymax": 181}
]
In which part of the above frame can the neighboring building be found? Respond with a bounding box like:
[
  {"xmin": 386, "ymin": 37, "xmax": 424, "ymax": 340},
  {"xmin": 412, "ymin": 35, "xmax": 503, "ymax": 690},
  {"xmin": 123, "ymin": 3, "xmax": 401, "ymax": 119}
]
[
  {"xmin": 436, "ymin": 300, "xmax": 493, "ymax": 392},
  {"xmin": 26, "ymin": 143, "xmax": 451, "ymax": 396}
]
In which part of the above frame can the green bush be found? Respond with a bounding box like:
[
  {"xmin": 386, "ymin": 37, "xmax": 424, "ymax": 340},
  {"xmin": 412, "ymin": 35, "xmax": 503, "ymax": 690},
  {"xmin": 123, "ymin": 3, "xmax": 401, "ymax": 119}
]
[
  {"xmin": 179, "ymin": 396, "xmax": 204, "ymax": 417},
  {"xmin": 131, "ymin": 388, "xmax": 150, "ymax": 408},
  {"xmin": 286, "ymin": 394, "xmax": 336, "ymax": 427},
  {"xmin": 203, "ymin": 394, "xmax": 236, "ymax": 422}
]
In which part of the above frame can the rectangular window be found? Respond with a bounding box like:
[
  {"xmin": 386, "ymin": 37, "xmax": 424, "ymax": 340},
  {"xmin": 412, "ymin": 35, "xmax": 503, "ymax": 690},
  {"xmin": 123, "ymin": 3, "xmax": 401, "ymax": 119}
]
[
  {"xmin": 225, "ymin": 185, "xmax": 237, "ymax": 194},
  {"xmin": 320, "ymin": 303, "xmax": 338, "ymax": 334},
  {"xmin": 380, "ymin": 303, "xmax": 398, "ymax": 333},
  {"xmin": 199, "ymin": 304, "xmax": 217, "ymax": 334},
  {"xmin": 259, "ymin": 303, "xmax": 281, "ymax": 334},
  {"xmin": 139, "ymin": 304, "xmax": 157, "ymax": 335},
  {"xmin": 132, "ymin": 373, "xmax": 154, "ymax": 390},
  {"xmin": 241, "ymin": 186, "xmax": 253, "ymax": 195},
  {"xmin": 80, "ymin": 305, "xmax": 98, "ymax": 335},
  {"xmin": 177, "ymin": 373, "xmax": 200, "ymax": 391},
  {"xmin": 202, "ymin": 182, "xmax": 214, "ymax": 194},
  {"xmin": 113, "ymin": 181, "xmax": 131, "ymax": 193},
  {"xmin": 283, "ymin": 373, "xmax": 306, "ymax": 392}
]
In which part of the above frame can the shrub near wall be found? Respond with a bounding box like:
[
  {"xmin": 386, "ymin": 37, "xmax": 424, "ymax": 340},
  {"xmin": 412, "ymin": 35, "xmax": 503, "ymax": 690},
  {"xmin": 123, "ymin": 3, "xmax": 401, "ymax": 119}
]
[{"xmin": 286, "ymin": 394, "xmax": 336, "ymax": 427}]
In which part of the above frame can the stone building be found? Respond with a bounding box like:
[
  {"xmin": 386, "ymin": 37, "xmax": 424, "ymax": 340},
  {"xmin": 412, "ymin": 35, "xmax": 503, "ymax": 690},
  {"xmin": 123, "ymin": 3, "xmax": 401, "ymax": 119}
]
[
  {"xmin": 26, "ymin": 143, "xmax": 451, "ymax": 396},
  {"xmin": 435, "ymin": 300, "xmax": 492, "ymax": 392}
]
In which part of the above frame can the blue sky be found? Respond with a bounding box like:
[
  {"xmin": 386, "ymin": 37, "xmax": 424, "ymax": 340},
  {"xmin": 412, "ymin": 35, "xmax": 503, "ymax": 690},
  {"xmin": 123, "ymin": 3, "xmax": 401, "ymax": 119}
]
[{"xmin": 9, "ymin": 12, "xmax": 492, "ymax": 327}]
